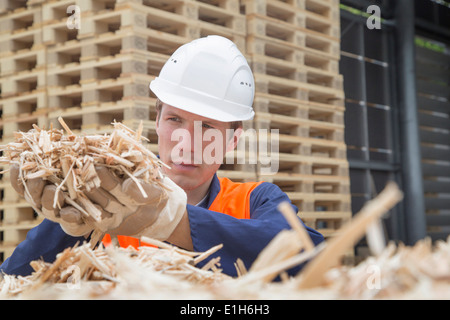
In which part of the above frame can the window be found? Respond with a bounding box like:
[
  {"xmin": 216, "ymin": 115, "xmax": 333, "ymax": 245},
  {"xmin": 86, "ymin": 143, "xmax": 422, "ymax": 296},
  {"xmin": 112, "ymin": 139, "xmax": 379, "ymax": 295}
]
[{"xmin": 339, "ymin": 2, "xmax": 404, "ymax": 255}]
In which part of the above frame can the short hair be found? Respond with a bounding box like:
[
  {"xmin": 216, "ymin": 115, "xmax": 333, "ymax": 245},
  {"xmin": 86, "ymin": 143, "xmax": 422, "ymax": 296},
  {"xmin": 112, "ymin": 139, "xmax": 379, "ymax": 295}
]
[{"xmin": 155, "ymin": 99, "xmax": 242, "ymax": 130}]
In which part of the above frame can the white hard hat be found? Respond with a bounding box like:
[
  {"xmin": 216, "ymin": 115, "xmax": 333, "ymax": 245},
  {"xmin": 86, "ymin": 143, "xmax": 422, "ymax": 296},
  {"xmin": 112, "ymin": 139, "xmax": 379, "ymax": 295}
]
[{"xmin": 150, "ymin": 35, "xmax": 255, "ymax": 122}]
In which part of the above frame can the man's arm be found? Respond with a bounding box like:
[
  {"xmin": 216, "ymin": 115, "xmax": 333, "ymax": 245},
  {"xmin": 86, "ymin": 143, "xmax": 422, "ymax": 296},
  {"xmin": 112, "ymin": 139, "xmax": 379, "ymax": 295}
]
[
  {"xmin": 166, "ymin": 209, "xmax": 193, "ymax": 251},
  {"xmin": 0, "ymin": 219, "xmax": 84, "ymax": 276},
  {"xmin": 184, "ymin": 182, "xmax": 324, "ymax": 277}
]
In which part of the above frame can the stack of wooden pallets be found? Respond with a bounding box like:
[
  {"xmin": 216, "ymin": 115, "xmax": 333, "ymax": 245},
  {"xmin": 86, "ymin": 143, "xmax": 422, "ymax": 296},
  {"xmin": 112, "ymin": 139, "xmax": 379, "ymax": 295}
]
[
  {"xmin": 0, "ymin": 0, "xmax": 47, "ymax": 261},
  {"xmin": 241, "ymin": 0, "xmax": 350, "ymax": 238},
  {"xmin": 0, "ymin": 0, "xmax": 349, "ymax": 263}
]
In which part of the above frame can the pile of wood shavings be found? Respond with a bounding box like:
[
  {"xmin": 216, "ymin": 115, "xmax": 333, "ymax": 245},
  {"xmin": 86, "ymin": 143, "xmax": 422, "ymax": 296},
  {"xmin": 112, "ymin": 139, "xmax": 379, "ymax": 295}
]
[
  {"xmin": 320, "ymin": 236, "xmax": 450, "ymax": 299},
  {"xmin": 2, "ymin": 236, "xmax": 450, "ymax": 300},
  {"xmin": 0, "ymin": 237, "xmax": 228, "ymax": 300},
  {"xmin": 1, "ymin": 183, "xmax": 449, "ymax": 300},
  {"xmin": 0, "ymin": 117, "xmax": 167, "ymax": 225}
]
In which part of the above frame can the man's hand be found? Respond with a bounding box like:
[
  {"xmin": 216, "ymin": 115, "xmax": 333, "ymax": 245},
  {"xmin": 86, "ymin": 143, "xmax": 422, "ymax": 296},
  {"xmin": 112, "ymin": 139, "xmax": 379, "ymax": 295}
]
[
  {"xmin": 10, "ymin": 163, "xmax": 93, "ymax": 236},
  {"xmin": 83, "ymin": 166, "xmax": 187, "ymax": 241},
  {"xmin": 10, "ymin": 164, "xmax": 187, "ymax": 241}
]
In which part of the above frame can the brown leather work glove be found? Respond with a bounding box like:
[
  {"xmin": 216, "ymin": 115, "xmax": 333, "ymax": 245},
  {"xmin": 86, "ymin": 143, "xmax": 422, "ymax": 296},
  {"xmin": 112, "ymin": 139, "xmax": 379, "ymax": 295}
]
[{"xmin": 10, "ymin": 163, "xmax": 97, "ymax": 236}]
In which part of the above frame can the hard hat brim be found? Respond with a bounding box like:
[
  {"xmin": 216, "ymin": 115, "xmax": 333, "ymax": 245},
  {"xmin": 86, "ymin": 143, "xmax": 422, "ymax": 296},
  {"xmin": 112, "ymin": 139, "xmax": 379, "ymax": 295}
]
[{"xmin": 150, "ymin": 78, "xmax": 255, "ymax": 122}]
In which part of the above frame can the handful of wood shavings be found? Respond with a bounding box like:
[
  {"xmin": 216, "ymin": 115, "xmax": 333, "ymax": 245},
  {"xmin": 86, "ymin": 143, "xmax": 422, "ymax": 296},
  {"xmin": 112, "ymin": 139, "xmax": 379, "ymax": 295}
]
[{"xmin": 0, "ymin": 117, "xmax": 168, "ymax": 225}]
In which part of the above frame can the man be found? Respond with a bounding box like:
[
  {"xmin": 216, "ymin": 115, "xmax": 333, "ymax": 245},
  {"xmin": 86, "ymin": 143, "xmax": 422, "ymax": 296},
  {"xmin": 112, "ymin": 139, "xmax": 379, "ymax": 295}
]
[{"xmin": 0, "ymin": 36, "xmax": 323, "ymax": 277}]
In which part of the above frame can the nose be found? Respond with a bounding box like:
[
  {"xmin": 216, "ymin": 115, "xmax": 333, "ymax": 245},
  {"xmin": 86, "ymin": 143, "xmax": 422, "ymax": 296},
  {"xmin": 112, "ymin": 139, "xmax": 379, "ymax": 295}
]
[
  {"xmin": 170, "ymin": 127, "xmax": 191, "ymax": 164},
  {"xmin": 170, "ymin": 121, "xmax": 203, "ymax": 165}
]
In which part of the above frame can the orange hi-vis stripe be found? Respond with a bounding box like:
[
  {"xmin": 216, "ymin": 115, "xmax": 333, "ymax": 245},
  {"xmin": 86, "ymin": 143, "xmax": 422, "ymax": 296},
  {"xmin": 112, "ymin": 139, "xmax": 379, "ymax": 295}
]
[
  {"xmin": 101, "ymin": 177, "xmax": 263, "ymax": 249},
  {"xmin": 101, "ymin": 234, "xmax": 154, "ymax": 249}
]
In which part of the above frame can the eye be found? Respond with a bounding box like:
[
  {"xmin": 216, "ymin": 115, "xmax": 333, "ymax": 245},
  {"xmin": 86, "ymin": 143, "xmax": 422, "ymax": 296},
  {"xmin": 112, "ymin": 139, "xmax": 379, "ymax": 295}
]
[
  {"xmin": 202, "ymin": 123, "xmax": 214, "ymax": 129},
  {"xmin": 167, "ymin": 116, "xmax": 180, "ymax": 122}
]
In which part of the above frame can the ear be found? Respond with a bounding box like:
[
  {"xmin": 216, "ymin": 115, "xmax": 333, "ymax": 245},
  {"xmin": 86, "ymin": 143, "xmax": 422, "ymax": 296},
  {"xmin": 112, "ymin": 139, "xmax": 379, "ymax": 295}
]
[
  {"xmin": 226, "ymin": 127, "xmax": 243, "ymax": 153},
  {"xmin": 155, "ymin": 111, "xmax": 160, "ymax": 135}
]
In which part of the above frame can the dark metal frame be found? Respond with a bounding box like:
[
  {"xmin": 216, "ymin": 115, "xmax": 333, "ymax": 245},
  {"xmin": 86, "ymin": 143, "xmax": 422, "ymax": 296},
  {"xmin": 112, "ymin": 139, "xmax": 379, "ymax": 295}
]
[
  {"xmin": 339, "ymin": 0, "xmax": 436, "ymax": 246},
  {"xmin": 394, "ymin": 0, "xmax": 428, "ymax": 244},
  {"xmin": 414, "ymin": 1, "xmax": 450, "ymax": 241}
]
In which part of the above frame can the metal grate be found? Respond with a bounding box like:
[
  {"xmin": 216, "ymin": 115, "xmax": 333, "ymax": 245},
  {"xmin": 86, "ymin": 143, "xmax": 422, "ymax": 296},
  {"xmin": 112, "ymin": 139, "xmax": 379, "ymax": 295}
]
[
  {"xmin": 339, "ymin": 1, "xmax": 404, "ymax": 256},
  {"xmin": 415, "ymin": 35, "xmax": 450, "ymax": 241}
]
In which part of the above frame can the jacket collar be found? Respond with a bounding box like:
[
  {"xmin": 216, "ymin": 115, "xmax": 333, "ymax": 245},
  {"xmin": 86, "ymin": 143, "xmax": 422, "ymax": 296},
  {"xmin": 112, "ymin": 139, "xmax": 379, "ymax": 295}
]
[{"xmin": 202, "ymin": 173, "xmax": 220, "ymax": 209}]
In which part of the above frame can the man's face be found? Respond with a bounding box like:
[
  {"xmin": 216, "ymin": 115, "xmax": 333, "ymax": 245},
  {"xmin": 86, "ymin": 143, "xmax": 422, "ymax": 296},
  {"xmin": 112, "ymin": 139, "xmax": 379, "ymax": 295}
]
[{"xmin": 156, "ymin": 103, "xmax": 239, "ymax": 193}]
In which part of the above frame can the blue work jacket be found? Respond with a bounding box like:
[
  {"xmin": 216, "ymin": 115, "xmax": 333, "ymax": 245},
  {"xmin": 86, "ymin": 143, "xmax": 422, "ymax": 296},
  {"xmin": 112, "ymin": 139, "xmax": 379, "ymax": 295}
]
[{"xmin": 0, "ymin": 174, "xmax": 323, "ymax": 277}]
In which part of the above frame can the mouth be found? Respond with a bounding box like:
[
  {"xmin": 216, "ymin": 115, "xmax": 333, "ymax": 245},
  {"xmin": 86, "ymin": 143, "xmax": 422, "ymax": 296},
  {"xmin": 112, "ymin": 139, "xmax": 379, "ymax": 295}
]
[{"xmin": 171, "ymin": 161, "xmax": 199, "ymax": 172}]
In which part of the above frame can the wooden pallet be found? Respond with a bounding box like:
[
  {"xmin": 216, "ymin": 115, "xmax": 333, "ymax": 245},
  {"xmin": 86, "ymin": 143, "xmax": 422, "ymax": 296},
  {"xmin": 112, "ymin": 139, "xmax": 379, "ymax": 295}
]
[
  {"xmin": 1, "ymin": 116, "xmax": 49, "ymax": 141},
  {"xmin": 304, "ymin": 0, "xmax": 340, "ymax": 23},
  {"xmin": 242, "ymin": 0, "xmax": 339, "ymax": 38},
  {"xmin": 0, "ymin": 68, "xmax": 46, "ymax": 99},
  {"xmin": 0, "ymin": 206, "xmax": 43, "ymax": 262},
  {"xmin": 0, "ymin": 199, "xmax": 42, "ymax": 262},
  {"xmin": 76, "ymin": 2, "xmax": 245, "ymax": 46},
  {"xmin": 247, "ymin": 35, "xmax": 339, "ymax": 74},
  {"xmin": 47, "ymin": 50, "xmax": 163, "ymax": 88},
  {"xmin": 45, "ymin": 31, "xmax": 171, "ymax": 67},
  {"xmin": 303, "ymin": 25, "xmax": 340, "ymax": 59},
  {"xmin": 44, "ymin": 46, "xmax": 157, "ymax": 131},
  {"xmin": 241, "ymin": 0, "xmax": 339, "ymax": 21},
  {"xmin": 247, "ymin": 14, "xmax": 340, "ymax": 60},
  {"xmin": 0, "ymin": 28, "xmax": 43, "ymax": 58},
  {"xmin": 48, "ymin": 102, "xmax": 130, "ymax": 128},
  {"xmin": 254, "ymin": 72, "xmax": 344, "ymax": 105},
  {"xmin": 41, "ymin": 0, "xmax": 78, "ymax": 25},
  {"xmin": 85, "ymin": 73, "xmax": 151, "ymax": 106},
  {"xmin": 250, "ymin": 101, "xmax": 349, "ymax": 180},
  {"xmin": 278, "ymin": 134, "xmax": 346, "ymax": 159},
  {"xmin": 304, "ymin": 6, "xmax": 340, "ymax": 38},
  {"xmin": 0, "ymin": 47, "xmax": 46, "ymax": 77},
  {"xmin": 76, "ymin": 5, "xmax": 145, "ymax": 40},
  {"xmin": 255, "ymin": 112, "xmax": 344, "ymax": 143},
  {"xmin": 253, "ymin": 92, "xmax": 344, "ymax": 119},
  {"xmin": 0, "ymin": 91, "xmax": 48, "ymax": 140},
  {"xmin": 47, "ymin": 99, "xmax": 154, "ymax": 133},
  {"xmin": 290, "ymin": 193, "xmax": 351, "ymax": 214},
  {"xmin": 242, "ymin": 0, "xmax": 306, "ymax": 27},
  {"xmin": 117, "ymin": 0, "xmax": 244, "ymax": 30},
  {"xmin": 1, "ymin": 89, "xmax": 46, "ymax": 118},
  {"xmin": 0, "ymin": 0, "xmax": 28, "ymax": 15},
  {"xmin": 128, "ymin": 0, "xmax": 241, "ymax": 14},
  {"xmin": 42, "ymin": 2, "xmax": 245, "ymax": 57},
  {"xmin": 217, "ymin": 170, "xmax": 258, "ymax": 183},
  {"xmin": 259, "ymin": 169, "xmax": 351, "ymax": 238},
  {"xmin": 246, "ymin": 13, "xmax": 306, "ymax": 48},
  {"xmin": 41, "ymin": 1, "xmax": 239, "ymax": 57},
  {"xmin": 27, "ymin": 0, "xmax": 51, "ymax": 8},
  {"xmin": 300, "ymin": 209, "xmax": 351, "ymax": 238},
  {"xmin": 256, "ymin": 170, "xmax": 351, "ymax": 237},
  {"xmin": 0, "ymin": 6, "xmax": 42, "ymax": 35},
  {"xmin": 0, "ymin": 202, "xmax": 37, "ymax": 224},
  {"xmin": 250, "ymin": 53, "xmax": 343, "ymax": 91},
  {"xmin": 42, "ymin": 19, "xmax": 79, "ymax": 45},
  {"xmin": 265, "ymin": 150, "xmax": 349, "ymax": 177},
  {"xmin": 0, "ymin": 175, "xmax": 21, "ymax": 205}
]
